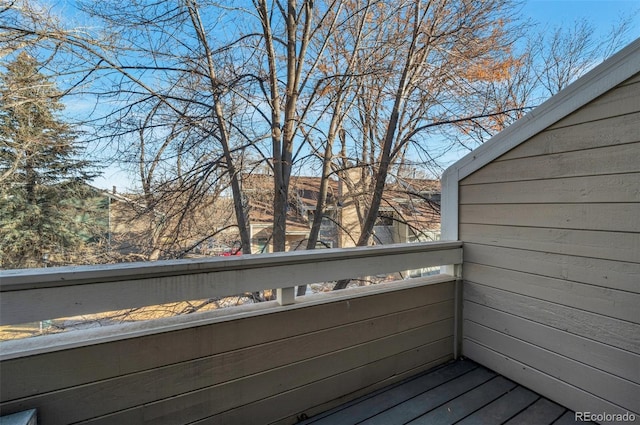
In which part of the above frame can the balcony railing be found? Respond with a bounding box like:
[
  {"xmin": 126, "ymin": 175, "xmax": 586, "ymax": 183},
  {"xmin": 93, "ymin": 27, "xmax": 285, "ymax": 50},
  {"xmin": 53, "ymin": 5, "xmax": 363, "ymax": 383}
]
[
  {"xmin": 0, "ymin": 241, "xmax": 463, "ymax": 425},
  {"xmin": 0, "ymin": 241, "xmax": 462, "ymax": 326}
]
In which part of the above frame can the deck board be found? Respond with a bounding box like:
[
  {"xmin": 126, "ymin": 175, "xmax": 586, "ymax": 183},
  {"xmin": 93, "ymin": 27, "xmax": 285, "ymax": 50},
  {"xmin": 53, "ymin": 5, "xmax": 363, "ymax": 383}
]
[
  {"xmin": 406, "ymin": 376, "xmax": 517, "ymax": 425},
  {"xmin": 504, "ymin": 398, "xmax": 566, "ymax": 425},
  {"xmin": 553, "ymin": 411, "xmax": 587, "ymax": 424},
  {"xmin": 308, "ymin": 359, "xmax": 478, "ymax": 425},
  {"xmin": 360, "ymin": 368, "xmax": 497, "ymax": 425},
  {"xmin": 456, "ymin": 386, "xmax": 539, "ymax": 425},
  {"xmin": 300, "ymin": 359, "xmax": 596, "ymax": 425}
]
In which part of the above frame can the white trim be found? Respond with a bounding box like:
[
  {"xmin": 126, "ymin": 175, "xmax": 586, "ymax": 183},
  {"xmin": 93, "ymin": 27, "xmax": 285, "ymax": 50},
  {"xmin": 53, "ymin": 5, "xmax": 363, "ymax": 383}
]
[
  {"xmin": 454, "ymin": 37, "xmax": 640, "ymax": 181},
  {"xmin": 441, "ymin": 167, "xmax": 460, "ymax": 240},
  {"xmin": 286, "ymin": 230, "xmax": 311, "ymax": 236},
  {"xmin": 441, "ymin": 38, "xmax": 640, "ymax": 240}
]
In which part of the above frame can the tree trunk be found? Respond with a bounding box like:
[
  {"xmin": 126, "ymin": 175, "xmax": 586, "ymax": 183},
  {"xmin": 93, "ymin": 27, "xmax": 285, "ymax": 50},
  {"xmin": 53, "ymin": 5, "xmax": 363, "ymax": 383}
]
[{"xmin": 186, "ymin": 1, "xmax": 252, "ymax": 253}]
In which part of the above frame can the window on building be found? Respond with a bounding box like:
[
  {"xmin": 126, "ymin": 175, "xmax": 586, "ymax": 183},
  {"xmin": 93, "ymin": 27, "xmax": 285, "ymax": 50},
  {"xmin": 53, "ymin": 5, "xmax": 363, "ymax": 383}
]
[
  {"xmin": 375, "ymin": 213, "xmax": 394, "ymax": 226},
  {"xmin": 255, "ymin": 237, "xmax": 269, "ymax": 254}
]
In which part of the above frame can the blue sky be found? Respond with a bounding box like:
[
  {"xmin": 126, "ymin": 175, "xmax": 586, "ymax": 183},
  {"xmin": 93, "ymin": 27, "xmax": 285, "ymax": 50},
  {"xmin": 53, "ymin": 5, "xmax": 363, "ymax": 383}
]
[
  {"xmin": 522, "ymin": 0, "xmax": 640, "ymax": 38},
  {"xmin": 90, "ymin": 1, "xmax": 640, "ymax": 191}
]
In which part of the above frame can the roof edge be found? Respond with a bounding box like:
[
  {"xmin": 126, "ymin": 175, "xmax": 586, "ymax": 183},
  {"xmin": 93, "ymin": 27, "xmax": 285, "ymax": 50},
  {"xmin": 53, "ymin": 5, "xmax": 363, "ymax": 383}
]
[{"xmin": 444, "ymin": 37, "xmax": 640, "ymax": 183}]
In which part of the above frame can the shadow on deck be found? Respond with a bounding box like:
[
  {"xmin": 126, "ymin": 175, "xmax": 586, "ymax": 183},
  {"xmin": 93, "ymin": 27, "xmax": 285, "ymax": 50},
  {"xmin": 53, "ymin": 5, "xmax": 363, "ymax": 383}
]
[{"xmin": 300, "ymin": 358, "xmax": 594, "ymax": 425}]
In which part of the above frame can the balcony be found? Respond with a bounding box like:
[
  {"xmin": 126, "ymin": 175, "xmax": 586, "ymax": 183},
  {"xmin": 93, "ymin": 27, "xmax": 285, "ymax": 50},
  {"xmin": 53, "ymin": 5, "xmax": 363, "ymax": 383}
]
[
  {"xmin": 1, "ymin": 239, "xmax": 635, "ymax": 424},
  {"xmin": 2, "ymin": 37, "xmax": 639, "ymax": 425},
  {"xmin": 1, "ymin": 242, "xmax": 467, "ymax": 424}
]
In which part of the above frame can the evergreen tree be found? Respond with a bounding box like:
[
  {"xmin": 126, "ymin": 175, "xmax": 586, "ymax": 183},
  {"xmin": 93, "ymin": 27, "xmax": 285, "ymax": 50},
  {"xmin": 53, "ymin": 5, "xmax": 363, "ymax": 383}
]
[{"xmin": 0, "ymin": 52, "xmax": 97, "ymax": 269}]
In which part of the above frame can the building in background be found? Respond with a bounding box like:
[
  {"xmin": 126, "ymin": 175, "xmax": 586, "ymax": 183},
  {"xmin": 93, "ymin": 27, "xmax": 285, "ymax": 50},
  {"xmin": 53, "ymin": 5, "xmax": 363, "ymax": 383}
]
[{"xmin": 241, "ymin": 174, "xmax": 441, "ymax": 254}]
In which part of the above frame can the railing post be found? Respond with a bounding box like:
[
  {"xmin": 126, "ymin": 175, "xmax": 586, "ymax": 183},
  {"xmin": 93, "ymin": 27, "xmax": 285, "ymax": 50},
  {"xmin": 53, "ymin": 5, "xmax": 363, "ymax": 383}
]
[{"xmin": 277, "ymin": 287, "xmax": 296, "ymax": 306}]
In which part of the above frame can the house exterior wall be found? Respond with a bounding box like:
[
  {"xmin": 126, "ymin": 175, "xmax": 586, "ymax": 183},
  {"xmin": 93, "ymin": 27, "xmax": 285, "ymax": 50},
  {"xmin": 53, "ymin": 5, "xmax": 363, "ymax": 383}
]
[
  {"xmin": 458, "ymin": 72, "xmax": 640, "ymax": 419},
  {"xmin": 249, "ymin": 225, "xmax": 309, "ymax": 253}
]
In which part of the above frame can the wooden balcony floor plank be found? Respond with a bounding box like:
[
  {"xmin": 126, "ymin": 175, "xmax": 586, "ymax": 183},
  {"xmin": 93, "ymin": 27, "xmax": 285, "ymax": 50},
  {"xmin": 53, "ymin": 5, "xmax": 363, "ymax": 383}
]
[
  {"xmin": 553, "ymin": 411, "xmax": 587, "ymax": 424},
  {"xmin": 300, "ymin": 359, "xmax": 596, "ymax": 425},
  {"xmin": 358, "ymin": 367, "xmax": 497, "ymax": 425},
  {"xmin": 504, "ymin": 398, "xmax": 567, "ymax": 425},
  {"xmin": 308, "ymin": 359, "xmax": 479, "ymax": 425},
  {"xmin": 455, "ymin": 386, "xmax": 539, "ymax": 425},
  {"xmin": 405, "ymin": 376, "xmax": 518, "ymax": 424}
]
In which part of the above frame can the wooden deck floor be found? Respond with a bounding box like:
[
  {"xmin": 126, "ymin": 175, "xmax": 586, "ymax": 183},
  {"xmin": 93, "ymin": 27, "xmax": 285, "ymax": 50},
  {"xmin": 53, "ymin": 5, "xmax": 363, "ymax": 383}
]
[{"xmin": 300, "ymin": 358, "xmax": 594, "ymax": 425}]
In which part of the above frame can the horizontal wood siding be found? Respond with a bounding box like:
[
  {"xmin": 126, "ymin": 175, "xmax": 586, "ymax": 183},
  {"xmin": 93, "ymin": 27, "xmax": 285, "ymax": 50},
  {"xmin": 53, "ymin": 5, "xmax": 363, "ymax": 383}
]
[
  {"xmin": 459, "ymin": 74, "xmax": 640, "ymax": 418},
  {"xmin": 0, "ymin": 277, "xmax": 455, "ymax": 425}
]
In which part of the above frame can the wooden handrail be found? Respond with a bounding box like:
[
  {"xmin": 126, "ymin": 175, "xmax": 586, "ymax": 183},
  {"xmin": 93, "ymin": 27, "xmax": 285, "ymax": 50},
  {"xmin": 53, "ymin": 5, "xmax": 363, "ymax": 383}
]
[{"xmin": 0, "ymin": 241, "xmax": 462, "ymax": 326}]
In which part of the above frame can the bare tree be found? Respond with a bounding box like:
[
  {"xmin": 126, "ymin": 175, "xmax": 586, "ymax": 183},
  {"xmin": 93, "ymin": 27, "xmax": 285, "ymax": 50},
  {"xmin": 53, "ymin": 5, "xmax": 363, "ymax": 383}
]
[
  {"xmin": 332, "ymin": 1, "xmax": 523, "ymax": 264},
  {"xmin": 2, "ymin": 0, "xmax": 635, "ymax": 270},
  {"xmin": 1, "ymin": 0, "xmax": 257, "ymax": 258},
  {"xmin": 250, "ymin": 0, "xmax": 352, "ymax": 252},
  {"xmin": 535, "ymin": 17, "xmax": 636, "ymax": 97}
]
